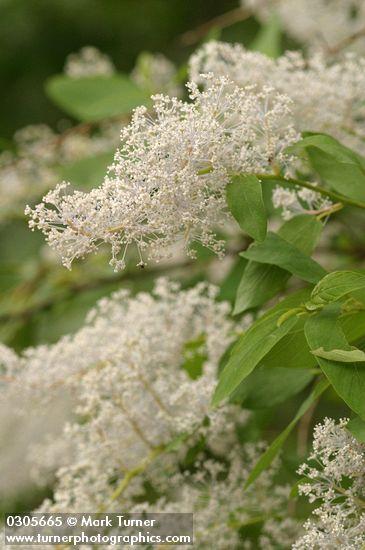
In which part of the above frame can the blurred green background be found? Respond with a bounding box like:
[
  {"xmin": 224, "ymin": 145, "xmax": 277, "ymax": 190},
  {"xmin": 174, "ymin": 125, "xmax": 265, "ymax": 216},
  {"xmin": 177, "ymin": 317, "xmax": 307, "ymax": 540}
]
[{"xmin": 0, "ymin": 0, "xmax": 257, "ymax": 138}]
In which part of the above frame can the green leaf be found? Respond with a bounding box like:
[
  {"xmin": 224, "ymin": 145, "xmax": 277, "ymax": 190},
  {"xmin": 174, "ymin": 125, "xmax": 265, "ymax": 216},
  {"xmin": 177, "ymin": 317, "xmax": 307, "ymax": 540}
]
[
  {"xmin": 233, "ymin": 263, "xmax": 288, "ymax": 315},
  {"xmin": 274, "ymin": 309, "xmax": 365, "ymax": 372},
  {"xmin": 212, "ymin": 312, "xmax": 298, "ymax": 406},
  {"xmin": 263, "ymin": 287, "xmax": 313, "ymax": 315},
  {"xmin": 312, "ymin": 347, "xmax": 365, "ymax": 362},
  {"xmin": 46, "ymin": 74, "xmax": 149, "ymax": 122},
  {"xmin": 305, "ymin": 306, "xmax": 365, "ymax": 420},
  {"xmin": 244, "ymin": 378, "xmax": 329, "ymax": 488},
  {"xmin": 227, "ymin": 175, "xmax": 267, "ymax": 241},
  {"xmin": 218, "ymin": 257, "xmax": 248, "ymax": 303},
  {"xmin": 305, "ymin": 271, "xmax": 365, "ymax": 311},
  {"xmin": 342, "ymin": 310, "xmax": 365, "ymax": 343},
  {"xmin": 262, "ymin": 316, "xmax": 316, "ymax": 370},
  {"xmin": 181, "ymin": 335, "xmax": 207, "ymax": 380},
  {"xmin": 240, "ymin": 232, "xmax": 326, "ymax": 284},
  {"xmin": 224, "ymin": 288, "xmax": 316, "ymax": 397},
  {"xmin": 217, "ymin": 341, "xmax": 235, "ymax": 376},
  {"xmin": 277, "ymin": 214, "xmax": 323, "ymax": 252},
  {"xmin": 308, "ymin": 149, "xmax": 365, "ymax": 203},
  {"xmin": 251, "ymin": 13, "xmax": 282, "ymax": 58},
  {"xmin": 234, "ymin": 215, "xmax": 323, "ymax": 314},
  {"xmin": 57, "ymin": 151, "xmax": 115, "ymax": 189},
  {"xmin": 347, "ymin": 416, "xmax": 365, "ymax": 444},
  {"xmin": 288, "ymin": 134, "xmax": 365, "ymax": 203},
  {"xmin": 260, "ymin": 285, "xmax": 365, "ymax": 372},
  {"xmin": 231, "ymin": 366, "xmax": 313, "ymax": 408},
  {"xmin": 288, "ymin": 133, "xmax": 365, "ymax": 169}
]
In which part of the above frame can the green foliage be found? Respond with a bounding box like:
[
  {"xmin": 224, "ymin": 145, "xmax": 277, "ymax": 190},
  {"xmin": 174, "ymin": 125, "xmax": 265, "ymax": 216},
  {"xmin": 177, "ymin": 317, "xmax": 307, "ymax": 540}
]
[
  {"xmin": 0, "ymin": 220, "xmax": 44, "ymax": 265},
  {"xmin": 181, "ymin": 335, "xmax": 207, "ymax": 379},
  {"xmin": 217, "ymin": 264, "xmax": 365, "ymax": 416},
  {"xmin": 233, "ymin": 262, "xmax": 288, "ymax": 315},
  {"xmin": 0, "ymin": 0, "xmax": 233, "ymax": 137},
  {"xmin": 234, "ymin": 215, "xmax": 322, "ymax": 314},
  {"xmin": 212, "ymin": 311, "xmax": 298, "ymax": 406},
  {"xmin": 347, "ymin": 416, "xmax": 365, "ymax": 443},
  {"xmin": 231, "ymin": 366, "xmax": 313, "ymax": 408},
  {"xmin": 262, "ymin": 316, "xmax": 315, "ymax": 370},
  {"xmin": 214, "ymin": 288, "xmax": 316, "ymax": 406},
  {"xmin": 250, "ymin": 13, "xmax": 282, "ymax": 58},
  {"xmin": 305, "ymin": 305, "xmax": 365, "ymax": 420},
  {"xmin": 244, "ymin": 378, "xmax": 329, "ymax": 488},
  {"xmin": 305, "ymin": 271, "xmax": 365, "ymax": 311},
  {"xmin": 227, "ymin": 175, "xmax": 267, "ymax": 241},
  {"xmin": 218, "ymin": 257, "xmax": 248, "ymax": 303},
  {"xmin": 288, "ymin": 133, "xmax": 365, "ymax": 203},
  {"xmin": 312, "ymin": 347, "xmax": 365, "ymax": 362},
  {"xmin": 240, "ymin": 231, "xmax": 326, "ymax": 284},
  {"xmin": 46, "ymin": 74, "xmax": 149, "ymax": 122}
]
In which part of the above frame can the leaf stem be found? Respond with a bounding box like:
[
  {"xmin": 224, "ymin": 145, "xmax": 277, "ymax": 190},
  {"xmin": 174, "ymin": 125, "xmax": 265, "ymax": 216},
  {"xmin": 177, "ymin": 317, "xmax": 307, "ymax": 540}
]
[
  {"xmin": 257, "ymin": 173, "xmax": 365, "ymax": 210},
  {"xmin": 333, "ymin": 484, "xmax": 365, "ymax": 510},
  {"xmin": 99, "ymin": 446, "xmax": 165, "ymax": 513},
  {"xmin": 197, "ymin": 166, "xmax": 365, "ymax": 210},
  {"xmin": 316, "ymin": 202, "xmax": 344, "ymax": 220},
  {"xmin": 177, "ymin": 6, "xmax": 250, "ymax": 46},
  {"xmin": 325, "ymin": 25, "xmax": 365, "ymax": 55}
]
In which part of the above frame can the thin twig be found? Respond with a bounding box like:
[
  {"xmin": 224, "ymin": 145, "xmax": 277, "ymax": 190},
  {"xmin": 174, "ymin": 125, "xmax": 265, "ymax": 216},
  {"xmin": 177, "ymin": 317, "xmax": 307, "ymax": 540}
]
[
  {"xmin": 178, "ymin": 7, "xmax": 251, "ymax": 46},
  {"xmin": 297, "ymin": 401, "xmax": 317, "ymax": 456},
  {"xmin": 0, "ymin": 245, "xmax": 245, "ymax": 324},
  {"xmin": 257, "ymin": 173, "xmax": 365, "ymax": 210},
  {"xmin": 0, "ymin": 258, "xmax": 194, "ymax": 323},
  {"xmin": 325, "ymin": 26, "xmax": 365, "ymax": 56}
]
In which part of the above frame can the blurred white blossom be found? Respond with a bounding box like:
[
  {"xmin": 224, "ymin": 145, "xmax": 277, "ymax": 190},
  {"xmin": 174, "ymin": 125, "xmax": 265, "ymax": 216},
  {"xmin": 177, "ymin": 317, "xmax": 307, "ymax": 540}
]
[
  {"xmin": 2, "ymin": 280, "xmax": 298, "ymax": 549},
  {"xmin": 0, "ymin": 121, "xmax": 121, "ymax": 218},
  {"xmin": 131, "ymin": 51, "xmax": 181, "ymax": 97},
  {"xmin": 272, "ymin": 185, "xmax": 332, "ymax": 220},
  {"xmin": 189, "ymin": 41, "xmax": 365, "ymax": 152},
  {"xmin": 64, "ymin": 46, "xmax": 115, "ymax": 78},
  {"xmin": 0, "ymin": 280, "xmax": 234, "ymax": 501},
  {"xmin": 135, "ymin": 439, "xmax": 300, "ymax": 550},
  {"xmin": 241, "ymin": 0, "xmax": 365, "ymax": 53}
]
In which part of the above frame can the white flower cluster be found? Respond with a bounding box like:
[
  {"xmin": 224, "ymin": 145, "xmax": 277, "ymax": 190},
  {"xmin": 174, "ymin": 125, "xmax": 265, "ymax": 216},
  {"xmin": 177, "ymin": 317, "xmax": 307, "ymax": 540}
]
[
  {"xmin": 15, "ymin": 122, "xmax": 120, "ymax": 163},
  {"xmin": 131, "ymin": 52, "xmax": 181, "ymax": 97},
  {"xmin": 189, "ymin": 41, "xmax": 365, "ymax": 153},
  {"xmin": 134, "ymin": 439, "xmax": 300, "ymax": 550},
  {"xmin": 0, "ymin": 342, "xmax": 70, "ymax": 498},
  {"xmin": 241, "ymin": 0, "xmax": 365, "ymax": 52},
  {"xmin": 27, "ymin": 76, "xmax": 298, "ymax": 270},
  {"xmin": 294, "ymin": 418, "xmax": 365, "ymax": 549},
  {"xmin": 272, "ymin": 185, "xmax": 332, "ymax": 220},
  {"xmin": 0, "ymin": 121, "xmax": 121, "ymax": 218},
  {"xmin": 0, "ymin": 280, "xmax": 301, "ymax": 549},
  {"xmin": 1, "ymin": 49, "xmax": 182, "ymax": 220},
  {"xmin": 2, "ymin": 425, "xmax": 300, "ymax": 550},
  {"xmin": 64, "ymin": 46, "xmax": 115, "ymax": 78},
  {"xmin": 0, "ymin": 280, "xmax": 233, "ymax": 500}
]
